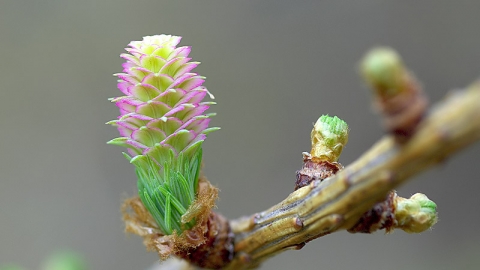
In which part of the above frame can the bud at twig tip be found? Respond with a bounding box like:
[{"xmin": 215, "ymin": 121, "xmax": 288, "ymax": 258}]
[
  {"xmin": 311, "ymin": 115, "xmax": 349, "ymax": 162},
  {"xmin": 361, "ymin": 47, "xmax": 406, "ymax": 97},
  {"xmin": 395, "ymin": 193, "xmax": 438, "ymax": 233}
]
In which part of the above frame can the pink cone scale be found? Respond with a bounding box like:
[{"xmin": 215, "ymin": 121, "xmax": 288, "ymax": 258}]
[{"xmin": 108, "ymin": 35, "xmax": 219, "ymax": 234}]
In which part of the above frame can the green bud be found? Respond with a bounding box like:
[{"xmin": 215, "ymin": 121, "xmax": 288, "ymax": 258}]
[
  {"xmin": 311, "ymin": 115, "xmax": 349, "ymax": 162},
  {"xmin": 361, "ymin": 47, "xmax": 406, "ymax": 97},
  {"xmin": 395, "ymin": 193, "xmax": 438, "ymax": 233}
]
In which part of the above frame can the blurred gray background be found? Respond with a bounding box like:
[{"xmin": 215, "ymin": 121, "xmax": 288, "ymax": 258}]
[{"xmin": 1, "ymin": 1, "xmax": 480, "ymax": 269}]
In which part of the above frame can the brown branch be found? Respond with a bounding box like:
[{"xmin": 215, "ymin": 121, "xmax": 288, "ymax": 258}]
[{"xmin": 226, "ymin": 81, "xmax": 480, "ymax": 269}]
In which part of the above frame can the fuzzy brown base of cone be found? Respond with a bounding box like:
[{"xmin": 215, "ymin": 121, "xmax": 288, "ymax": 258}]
[
  {"xmin": 295, "ymin": 156, "xmax": 343, "ymax": 190},
  {"xmin": 176, "ymin": 211, "xmax": 234, "ymax": 269},
  {"xmin": 348, "ymin": 191, "xmax": 397, "ymax": 233},
  {"xmin": 122, "ymin": 177, "xmax": 234, "ymax": 268}
]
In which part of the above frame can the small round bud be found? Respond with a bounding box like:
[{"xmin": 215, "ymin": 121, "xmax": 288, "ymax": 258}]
[
  {"xmin": 311, "ymin": 115, "xmax": 349, "ymax": 162},
  {"xmin": 361, "ymin": 47, "xmax": 406, "ymax": 98},
  {"xmin": 395, "ymin": 193, "xmax": 438, "ymax": 233}
]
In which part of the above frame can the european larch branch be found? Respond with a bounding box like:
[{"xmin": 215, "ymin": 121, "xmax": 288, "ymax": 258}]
[{"xmin": 226, "ymin": 81, "xmax": 480, "ymax": 269}]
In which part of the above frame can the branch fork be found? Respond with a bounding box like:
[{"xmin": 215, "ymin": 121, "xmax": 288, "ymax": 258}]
[{"xmin": 109, "ymin": 40, "xmax": 480, "ymax": 269}]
